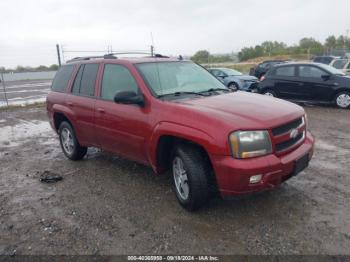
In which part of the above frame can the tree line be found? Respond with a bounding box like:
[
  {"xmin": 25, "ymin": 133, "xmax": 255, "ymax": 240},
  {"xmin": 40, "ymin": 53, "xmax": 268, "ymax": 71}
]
[
  {"xmin": 237, "ymin": 35, "xmax": 350, "ymax": 61},
  {"xmin": 191, "ymin": 35, "xmax": 350, "ymax": 63},
  {"xmin": 0, "ymin": 64, "xmax": 59, "ymax": 73}
]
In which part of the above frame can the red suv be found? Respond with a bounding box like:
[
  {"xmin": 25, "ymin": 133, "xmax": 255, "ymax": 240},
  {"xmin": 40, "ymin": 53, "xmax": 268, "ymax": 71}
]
[{"xmin": 47, "ymin": 55, "xmax": 314, "ymax": 211}]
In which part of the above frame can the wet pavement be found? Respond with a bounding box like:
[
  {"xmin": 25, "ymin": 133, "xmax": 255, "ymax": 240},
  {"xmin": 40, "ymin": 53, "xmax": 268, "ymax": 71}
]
[{"xmin": 0, "ymin": 105, "xmax": 349, "ymax": 255}]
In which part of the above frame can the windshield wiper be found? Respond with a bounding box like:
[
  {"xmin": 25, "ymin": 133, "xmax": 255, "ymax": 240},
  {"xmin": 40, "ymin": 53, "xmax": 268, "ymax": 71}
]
[
  {"xmin": 202, "ymin": 88, "xmax": 232, "ymax": 93},
  {"xmin": 157, "ymin": 91, "xmax": 209, "ymax": 98}
]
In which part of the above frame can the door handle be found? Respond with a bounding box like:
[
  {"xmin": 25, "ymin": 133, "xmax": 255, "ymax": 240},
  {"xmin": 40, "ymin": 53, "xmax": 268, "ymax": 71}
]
[
  {"xmin": 97, "ymin": 108, "xmax": 105, "ymax": 113},
  {"xmin": 67, "ymin": 101, "xmax": 74, "ymax": 106},
  {"xmin": 297, "ymin": 83, "xmax": 304, "ymax": 86}
]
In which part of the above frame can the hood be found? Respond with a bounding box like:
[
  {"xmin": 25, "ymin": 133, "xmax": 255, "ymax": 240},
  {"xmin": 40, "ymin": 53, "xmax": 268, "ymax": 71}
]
[{"xmin": 175, "ymin": 91, "xmax": 304, "ymax": 130}]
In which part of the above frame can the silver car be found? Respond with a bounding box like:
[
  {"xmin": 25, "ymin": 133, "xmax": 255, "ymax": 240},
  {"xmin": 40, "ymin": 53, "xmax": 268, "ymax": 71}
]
[{"xmin": 208, "ymin": 68, "xmax": 259, "ymax": 92}]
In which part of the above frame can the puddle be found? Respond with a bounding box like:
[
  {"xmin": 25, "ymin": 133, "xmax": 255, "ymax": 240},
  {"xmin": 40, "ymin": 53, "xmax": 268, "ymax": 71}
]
[{"xmin": 0, "ymin": 120, "xmax": 52, "ymax": 147}]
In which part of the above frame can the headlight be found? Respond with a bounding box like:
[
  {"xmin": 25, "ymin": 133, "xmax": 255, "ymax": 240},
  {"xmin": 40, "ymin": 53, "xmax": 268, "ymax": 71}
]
[{"xmin": 229, "ymin": 130, "xmax": 272, "ymax": 158}]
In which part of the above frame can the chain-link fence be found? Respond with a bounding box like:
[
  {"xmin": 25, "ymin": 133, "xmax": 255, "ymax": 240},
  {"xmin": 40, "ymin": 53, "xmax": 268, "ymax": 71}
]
[{"xmin": 0, "ymin": 71, "xmax": 55, "ymax": 108}]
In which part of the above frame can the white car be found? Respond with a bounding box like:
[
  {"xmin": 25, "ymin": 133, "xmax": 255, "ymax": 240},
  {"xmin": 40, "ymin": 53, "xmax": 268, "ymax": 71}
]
[{"xmin": 330, "ymin": 59, "xmax": 350, "ymax": 75}]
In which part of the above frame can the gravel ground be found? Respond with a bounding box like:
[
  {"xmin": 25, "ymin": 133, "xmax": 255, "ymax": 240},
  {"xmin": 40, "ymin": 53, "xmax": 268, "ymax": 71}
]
[{"xmin": 0, "ymin": 104, "xmax": 349, "ymax": 255}]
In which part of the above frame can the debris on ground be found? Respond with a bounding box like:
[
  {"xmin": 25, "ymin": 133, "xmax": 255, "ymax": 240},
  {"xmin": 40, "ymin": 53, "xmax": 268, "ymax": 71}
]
[{"xmin": 39, "ymin": 171, "xmax": 63, "ymax": 183}]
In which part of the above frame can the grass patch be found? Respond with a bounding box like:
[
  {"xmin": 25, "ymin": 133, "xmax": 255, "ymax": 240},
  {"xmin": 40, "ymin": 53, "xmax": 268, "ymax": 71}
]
[{"xmin": 0, "ymin": 101, "xmax": 46, "ymax": 111}]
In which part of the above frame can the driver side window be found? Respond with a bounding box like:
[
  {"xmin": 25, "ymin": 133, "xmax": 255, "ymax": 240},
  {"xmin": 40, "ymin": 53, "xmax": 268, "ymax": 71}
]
[{"xmin": 101, "ymin": 64, "xmax": 139, "ymax": 100}]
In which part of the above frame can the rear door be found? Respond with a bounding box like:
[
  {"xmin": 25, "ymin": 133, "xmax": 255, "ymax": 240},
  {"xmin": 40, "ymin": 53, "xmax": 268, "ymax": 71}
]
[
  {"xmin": 269, "ymin": 65, "xmax": 299, "ymax": 99},
  {"xmin": 297, "ymin": 65, "xmax": 335, "ymax": 101},
  {"xmin": 66, "ymin": 63, "xmax": 99, "ymax": 146}
]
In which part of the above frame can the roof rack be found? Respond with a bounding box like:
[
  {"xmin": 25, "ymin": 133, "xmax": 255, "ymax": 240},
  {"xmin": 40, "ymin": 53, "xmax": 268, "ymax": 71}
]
[{"xmin": 66, "ymin": 52, "xmax": 170, "ymax": 63}]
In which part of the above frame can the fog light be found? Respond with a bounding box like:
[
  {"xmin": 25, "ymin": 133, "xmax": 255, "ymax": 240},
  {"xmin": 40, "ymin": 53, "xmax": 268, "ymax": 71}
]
[{"xmin": 249, "ymin": 174, "xmax": 262, "ymax": 184}]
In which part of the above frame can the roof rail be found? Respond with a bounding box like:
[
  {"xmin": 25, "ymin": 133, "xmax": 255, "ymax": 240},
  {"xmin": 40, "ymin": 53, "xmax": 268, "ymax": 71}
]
[
  {"xmin": 66, "ymin": 54, "xmax": 117, "ymax": 63},
  {"xmin": 66, "ymin": 51, "xmax": 171, "ymax": 63}
]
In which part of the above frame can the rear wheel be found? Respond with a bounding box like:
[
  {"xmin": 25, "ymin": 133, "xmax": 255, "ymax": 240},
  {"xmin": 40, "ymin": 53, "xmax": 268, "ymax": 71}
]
[
  {"xmin": 263, "ymin": 89, "xmax": 277, "ymax": 97},
  {"xmin": 171, "ymin": 144, "xmax": 211, "ymax": 211},
  {"xmin": 59, "ymin": 121, "xmax": 87, "ymax": 160},
  {"xmin": 335, "ymin": 92, "xmax": 350, "ymax": 109}
]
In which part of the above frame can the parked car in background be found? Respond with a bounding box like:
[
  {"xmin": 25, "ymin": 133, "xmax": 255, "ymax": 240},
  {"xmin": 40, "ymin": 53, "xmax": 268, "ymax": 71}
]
[
  {"xmin": 208, "ymin": 67, "xmax": 258, "ymax": 91},
  {"xmin": 249, "ymin": 60, "xmax": 287, "ymax": 80},
  {"xmin": 312, "ymin": 55, "xmax": 340, "ymax": 65},
  {"xmin": 330, "ymin": 58, "xmax": 350, "ymax": 75},
  {"xmin": 258, "ymin": 62, "xmax": 350, "ymax": 108},
  {"xmin": 47, "ymin": 55, "xmax": 314, "ymax": 211}
]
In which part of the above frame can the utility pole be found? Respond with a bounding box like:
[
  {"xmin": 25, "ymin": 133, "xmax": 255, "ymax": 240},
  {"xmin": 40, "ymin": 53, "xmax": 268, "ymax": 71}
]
[
  {"xmin": 150, "ymin": 45, "xmax": 154, "ymax": 56},
  {"xmin": 56, "ymin": 44, "xmax": 61, "ymax": 66}
]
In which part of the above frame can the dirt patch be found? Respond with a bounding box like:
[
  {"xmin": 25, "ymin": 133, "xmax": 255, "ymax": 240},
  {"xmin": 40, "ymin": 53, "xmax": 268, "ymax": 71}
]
[{"xmin": 0, "ymin": 105, "xmax": 350, "ymax": 255}]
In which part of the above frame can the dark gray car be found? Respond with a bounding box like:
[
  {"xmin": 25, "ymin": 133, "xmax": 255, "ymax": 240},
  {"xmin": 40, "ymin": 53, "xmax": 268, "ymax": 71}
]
[{"xmin": 208, "ymin": 68, "xmax": 259, "ymax": 92}]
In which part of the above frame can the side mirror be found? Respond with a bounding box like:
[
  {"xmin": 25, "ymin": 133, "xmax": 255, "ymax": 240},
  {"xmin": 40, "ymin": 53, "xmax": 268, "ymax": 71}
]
[
  {"xmin": 114, "ymin": 91, "xmax": 144, "ymax": 106},
  {"xmin": 321, "ymin": 74, "xmax": 331, "ymax": 81}
]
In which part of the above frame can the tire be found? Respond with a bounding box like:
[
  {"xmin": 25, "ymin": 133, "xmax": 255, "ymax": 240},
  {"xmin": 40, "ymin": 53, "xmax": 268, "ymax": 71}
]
[
  {"xmin": 58, "ymin": 121, "xmax": 87, "ymax": 160},
  {"xmin": 263, "ymin": 89, "xmax": 277, "ymax": 97},
  {"xmin": 171, "ymin": 144, "xmax": 212, "ymax": 211},
  {"xmin": 334, "ymin": 92, "xmax": 350, "ymax": 109},
  {"xmin": 228, "ymin": 82, "xmax": 238, "ymax": 91}
]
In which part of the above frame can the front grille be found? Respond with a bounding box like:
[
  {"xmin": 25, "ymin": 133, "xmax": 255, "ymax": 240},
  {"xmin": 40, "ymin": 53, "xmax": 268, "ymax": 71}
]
[
  {"xmin": 275, "ymin": 132, "xmax": 304, "ymax": 152},
  {"xmin": 272, "ymin": 117, "xmax": 305, "ymax": 153},
  {"xmin": 272, "ymin": 118, "xmax": 302, "ymax": 136}
]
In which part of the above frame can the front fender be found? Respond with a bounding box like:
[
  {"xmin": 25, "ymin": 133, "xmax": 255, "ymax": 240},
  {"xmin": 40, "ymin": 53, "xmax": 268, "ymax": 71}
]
[{"xmin": 147, "ymin": 121, "xmax": 222, "ymax": 173}]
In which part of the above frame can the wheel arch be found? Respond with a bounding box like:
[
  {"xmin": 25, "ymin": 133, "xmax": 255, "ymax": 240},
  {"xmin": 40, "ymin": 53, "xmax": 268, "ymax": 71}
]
[{"xmin": 148, "ymin": 122, "xmax": 219, "ymax": 174}]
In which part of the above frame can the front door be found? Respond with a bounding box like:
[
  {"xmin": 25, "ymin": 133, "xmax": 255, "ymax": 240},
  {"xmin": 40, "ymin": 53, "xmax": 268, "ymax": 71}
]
[
  {"xmin": 94, "ymin": 63, "xmax": 150, "ymax": 164},
  {"xmin": 297, "ymin": 65, "xmax": 334, "ymax": 101}
]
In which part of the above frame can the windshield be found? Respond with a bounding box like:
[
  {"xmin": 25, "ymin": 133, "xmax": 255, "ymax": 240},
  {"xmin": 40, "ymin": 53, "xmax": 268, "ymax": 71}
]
[
  {"xmin": 318, "ymin": 63, "xmax": 346, "ymax": 75},
  {"xmin": 220, "ymin": 68, "xmax": 243, "ymax": 76},
  {"xmin": 136, "ymin": 61, "xmax": 227, "ymax": 96}
]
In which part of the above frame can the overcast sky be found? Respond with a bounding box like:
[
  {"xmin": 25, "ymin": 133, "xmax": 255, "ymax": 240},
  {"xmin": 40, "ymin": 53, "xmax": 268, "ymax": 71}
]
[{"xmin": 1, "ymin": 0, "xmax": 349, "ymax": 67}]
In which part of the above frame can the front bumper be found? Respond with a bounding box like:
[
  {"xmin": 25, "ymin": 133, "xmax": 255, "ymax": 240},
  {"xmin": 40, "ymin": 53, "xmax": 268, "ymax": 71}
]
[
  {"xmin": 239, "ymin": 82, "xmax": 259, "ymax": 92},
  {"xmin": 211, "ymin": 131, "xmax": 314, "ymax": 197}
]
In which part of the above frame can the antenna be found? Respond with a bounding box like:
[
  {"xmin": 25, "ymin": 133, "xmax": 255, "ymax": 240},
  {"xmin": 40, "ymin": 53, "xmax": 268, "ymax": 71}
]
[{"xmin": 150, "ymin": 32, "xmax": 155, "ymax": 56}]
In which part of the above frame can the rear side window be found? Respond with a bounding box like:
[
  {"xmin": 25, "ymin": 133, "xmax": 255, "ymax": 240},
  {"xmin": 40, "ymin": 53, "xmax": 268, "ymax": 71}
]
[
  {"xmin": 313, "ymin": 57, "xmax": 322, "ymax": 63},
  {"xmin": 274, "ymin": 66, "xmax": 295, "ymax": 77},
  {"xmin": 51, "ymin": 65, "xmax": 74, "ymax": 92},
  {"xmin": 72, "ymin": 64, "xmax": 99, "ymax": 96},
  {"xmin": 101, "ymin": 64, "xmax": 138, "ymax": 100},
  {"xmin": 299, "ymin": 66, "xmax": 324, "ymax": 78}
]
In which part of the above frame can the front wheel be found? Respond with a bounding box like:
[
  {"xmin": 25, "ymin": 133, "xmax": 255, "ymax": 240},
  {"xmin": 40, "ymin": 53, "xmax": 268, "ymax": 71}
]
[
  {"xmin": 228, "ymin": 82, "xmax": 238, "ymax": 91},
  {"xmin": 171, "ymin": 144, "xmax": 211, "ymax": 211},
  {"xmin": 335, "ymin": 92, "xmax": 350, "ymax": 109},
  {"xmin": 59, "ymin": 121, "xmax": 87, "ymax": 160}
]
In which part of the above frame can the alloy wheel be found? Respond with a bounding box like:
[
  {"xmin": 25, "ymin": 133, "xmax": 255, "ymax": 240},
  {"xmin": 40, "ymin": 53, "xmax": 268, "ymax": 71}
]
[{"xmin": 173, "ymin": 157, "xmax": 190, "ymax": 201}]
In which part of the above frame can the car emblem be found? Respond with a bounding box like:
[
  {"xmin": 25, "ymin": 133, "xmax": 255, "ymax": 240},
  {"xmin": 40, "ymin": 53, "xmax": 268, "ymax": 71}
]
[{"xmin": 290, "ymin": 129, "xmax": 298, "ymax": 139}]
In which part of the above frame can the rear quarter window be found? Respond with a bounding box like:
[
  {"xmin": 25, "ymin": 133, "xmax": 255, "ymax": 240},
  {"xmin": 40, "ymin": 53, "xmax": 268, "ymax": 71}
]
[{"xmin": 51, "ymin": 65, "xmax": 74, "ymax": 92}]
